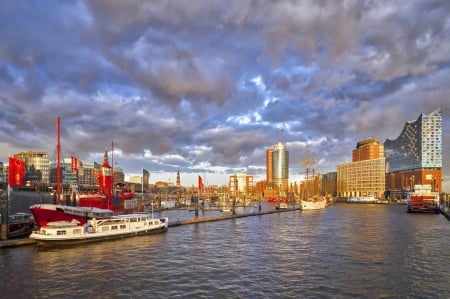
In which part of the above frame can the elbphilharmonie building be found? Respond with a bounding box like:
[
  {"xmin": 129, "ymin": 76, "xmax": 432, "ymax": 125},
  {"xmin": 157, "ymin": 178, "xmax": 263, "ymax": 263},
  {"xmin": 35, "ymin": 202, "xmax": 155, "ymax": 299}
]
[{"xmin": 384, "ymin": 108, "xmax": 442, "ymax": 197}]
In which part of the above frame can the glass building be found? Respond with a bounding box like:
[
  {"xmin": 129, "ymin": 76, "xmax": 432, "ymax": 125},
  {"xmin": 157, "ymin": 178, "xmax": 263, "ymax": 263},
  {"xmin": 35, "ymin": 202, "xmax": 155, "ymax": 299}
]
[
  {"xmin": 272, "ymin": 142, "xmax": 289, "ymax": 195},
  {"xmin": 384, "ymin": 108, "xmax": 442, "ymax": 196},
  {"xmin": 15, "ymin": 151, "xmax": 50, "ymax": 184}
]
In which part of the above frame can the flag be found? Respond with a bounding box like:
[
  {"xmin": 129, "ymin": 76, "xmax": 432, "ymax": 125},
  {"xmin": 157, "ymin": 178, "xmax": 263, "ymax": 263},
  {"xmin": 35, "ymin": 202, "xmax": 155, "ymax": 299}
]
[
  {"xmin": 8, "ymin": 157, "xmax": 25, "ymax": 187},
  {"xmin": 198, "ymin": 175, "xmax": 204, "ymax": 191},
  {"xmin": 71, "ymin": 156, "xmax": 78, "ymax": 173},
  {"xmin": 143, "ymin": 168, "xmax": 150, "ymax": 189}
]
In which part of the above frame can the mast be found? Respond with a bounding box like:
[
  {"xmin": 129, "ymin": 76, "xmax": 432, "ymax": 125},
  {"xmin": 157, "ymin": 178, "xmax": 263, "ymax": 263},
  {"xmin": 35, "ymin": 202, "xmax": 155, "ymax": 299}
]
[
  {"xmin": 111, "ymin": 140, "xmax": 114, "ymax": 199},
  {"xmin": 56, "ymin": 116, "xmax": 61, "ymax": 204}
]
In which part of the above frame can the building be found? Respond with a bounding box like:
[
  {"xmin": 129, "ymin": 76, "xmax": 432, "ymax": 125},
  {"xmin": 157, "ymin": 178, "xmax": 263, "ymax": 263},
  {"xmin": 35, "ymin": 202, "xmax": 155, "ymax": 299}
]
[
  {"xmin": 15, "ymin": 151, "xmax": 50, "ymax": 184},
  {"xmin": 266, "ymin": 148, "xmax": 273, "ymax": 184},
  {"xmin": 322, "ymin": 172, "xmax": 337, "ymax": 197},
  {"xmin": 229, "ymin": 173, "xmax": 254, "ymax": 196},
  {"xmin": 271, "ymin": 142, "xmax": 289, "ymax": 196},
  {"xmin": 384, "ymin": 108, "xmax": 443, "ymax": 197},
  {"xmin": 353, "ymin": 138, "xmax": 384, "ymax": 162},
  {"xmin": 337, "ymin": 138, "xmax": 386, "ymax": 199}
]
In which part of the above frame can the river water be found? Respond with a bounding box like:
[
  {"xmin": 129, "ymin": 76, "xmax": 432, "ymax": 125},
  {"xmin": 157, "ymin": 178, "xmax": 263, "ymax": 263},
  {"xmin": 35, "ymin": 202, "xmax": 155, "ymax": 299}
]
[{"xmin": 1, "ymin": 203, "xmax": 449, "ymax": 298}]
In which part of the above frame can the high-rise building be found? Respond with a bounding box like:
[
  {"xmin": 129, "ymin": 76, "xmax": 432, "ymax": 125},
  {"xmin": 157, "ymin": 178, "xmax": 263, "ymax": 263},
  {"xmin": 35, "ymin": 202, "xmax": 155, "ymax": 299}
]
[
  {"xmin": 337, "ymin": 138, "xmax": 386, "ymax": 199},
  {"xmin": 384, "ymin": 108, "xmax": 443, "ymax": 196},
  {"xmin": 266, "ymin": 148, "xmax": 273, "ymax": 184},
  {"xmin": 271, "ymin": 142, "xmax": 289, "ymax": 195}
]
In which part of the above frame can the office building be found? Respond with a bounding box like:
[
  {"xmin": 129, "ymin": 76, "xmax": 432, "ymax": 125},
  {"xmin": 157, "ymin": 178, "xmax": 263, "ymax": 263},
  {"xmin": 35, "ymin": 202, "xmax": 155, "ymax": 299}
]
[
  {"xmin": 15, "ymin": 151, "xmax": 50, "ymax": 184},
  {"xmin": 229, "ymin": 172, "xmax": 254, "ymax": 196},
  {"xmin": 337, "ymin": 138, "xmax": 386, "ymax": 198}
]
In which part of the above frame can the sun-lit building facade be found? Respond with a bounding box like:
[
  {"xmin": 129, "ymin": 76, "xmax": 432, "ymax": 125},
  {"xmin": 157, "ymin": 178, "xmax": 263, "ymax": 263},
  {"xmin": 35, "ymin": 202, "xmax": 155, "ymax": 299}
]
[
  {"xmin": 229, "ymin": 173, "xmax": 254, "ymax": 196},
  {"xmin": 337, "ymin": 138, "xmax": 386, "ymax": 198},
  {"xmin": 384, "ymin": 108, "xmax": 442, "ymax": 197},
  {"xmin": 15, "ymin": 151, "xmax": 50, "ymax": 184}
]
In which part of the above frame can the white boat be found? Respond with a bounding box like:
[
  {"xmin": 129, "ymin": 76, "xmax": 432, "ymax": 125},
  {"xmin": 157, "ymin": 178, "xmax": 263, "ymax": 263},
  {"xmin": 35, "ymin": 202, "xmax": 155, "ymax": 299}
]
[
  {"xmin": 30, "ymin": 213, "xmax": 168, "ymax": 247},
  {"xmin": 347, "ymin": 196, "xmax": 377, "ymax": 203},
  {"xmin": 275, "ymin": 202, "xmax": 289, "ymax": 210},
  {"xmin": 299, "ymin": 153, "xmax": 328, "ymax": 211},
  {"xmin": 300, "ymin": 196, "xmax": 327, "ymax": 210}
]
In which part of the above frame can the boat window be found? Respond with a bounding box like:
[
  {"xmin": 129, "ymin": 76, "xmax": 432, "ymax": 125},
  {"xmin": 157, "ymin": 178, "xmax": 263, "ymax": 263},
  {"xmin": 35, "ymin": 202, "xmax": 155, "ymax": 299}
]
[
  {"xmin": 120, "ymin": 224, "xmax": 126, "ymax": 229},
  {"xmin": 57, "ymin": 230, "xmax": 67, "ymax": 235},
  {"xmin": 130, "ymin": 218, "xmax": 137, "ymax": 222},
  {"xmin": 111, "ymin": 225, "xmax": 118, "ymax": 230}
]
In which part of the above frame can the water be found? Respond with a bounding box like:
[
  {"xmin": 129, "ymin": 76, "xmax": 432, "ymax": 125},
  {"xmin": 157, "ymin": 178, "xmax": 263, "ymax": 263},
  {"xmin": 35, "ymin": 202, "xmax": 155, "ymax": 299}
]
[{"xmin": 1, "ymin": 204, "xmax": 449, "ymax": 298}]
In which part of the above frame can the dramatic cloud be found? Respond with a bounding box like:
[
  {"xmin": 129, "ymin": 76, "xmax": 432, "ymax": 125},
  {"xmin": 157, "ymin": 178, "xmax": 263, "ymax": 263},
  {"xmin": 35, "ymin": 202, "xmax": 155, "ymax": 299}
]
[{"xmin": 1, "ymin": 0, "xmax": 449, "ymax": 187}]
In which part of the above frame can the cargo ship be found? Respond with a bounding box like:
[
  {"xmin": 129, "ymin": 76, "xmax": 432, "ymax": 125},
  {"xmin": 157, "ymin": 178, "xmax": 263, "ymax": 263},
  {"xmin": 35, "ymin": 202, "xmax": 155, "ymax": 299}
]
[{"xmin": 406, "ymin": 184, "xmax": 440, "ymax": 213}]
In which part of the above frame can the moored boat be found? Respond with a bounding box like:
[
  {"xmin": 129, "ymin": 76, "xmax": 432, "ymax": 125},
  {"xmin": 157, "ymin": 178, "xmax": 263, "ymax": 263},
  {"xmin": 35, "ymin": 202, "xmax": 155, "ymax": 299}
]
[
  {"xmin": 300, "ymin": 196, "xmax": 327, "ymax": 210},
  {"xmin": 30, "ymin": 213, "xmax": 168, "ymax": 247},
  {"xmin": 406, "ymin": 184, "xmax": 440, "ymax": 213},
  {"xmin": 299, "ymin": 153, "xmax": 328, "ymax": 211},
  {"xmin": 30, "ymin": 204, "xmax": 113, "ymax": 228},
  {"xmin": 29, "ymin": 117, "xmax": 142, "ymax": 227},
  {"xmin": 8, "ymin": 213, "xmax": 36, "ymax": 238}
]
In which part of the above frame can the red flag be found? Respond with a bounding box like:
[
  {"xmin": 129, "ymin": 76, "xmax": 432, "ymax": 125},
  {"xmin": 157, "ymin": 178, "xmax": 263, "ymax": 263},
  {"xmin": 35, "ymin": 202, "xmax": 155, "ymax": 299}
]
[
  {"xmin": 71, "ymin": 156, "xmax": 78, "ymax": 173},
  {"xmin": 8, "ymin": 157, "xmax": 25, "ymax": 187},
  {"xmin": 198, "ymin": 175, "xmax": 204, "ymax": 191}
]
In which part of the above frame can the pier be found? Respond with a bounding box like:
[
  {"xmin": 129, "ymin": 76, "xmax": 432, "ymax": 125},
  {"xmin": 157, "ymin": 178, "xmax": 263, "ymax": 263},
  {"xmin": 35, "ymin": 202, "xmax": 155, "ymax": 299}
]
[{"xmin": 0, "ymin": 207, "xmax": 300, "ymax": 249}]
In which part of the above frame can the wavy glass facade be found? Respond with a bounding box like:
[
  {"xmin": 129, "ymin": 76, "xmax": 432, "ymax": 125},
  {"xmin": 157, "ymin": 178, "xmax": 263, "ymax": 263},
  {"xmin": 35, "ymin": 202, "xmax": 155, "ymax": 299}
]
[
  {"xmin": 384, "ymin": 108, "xmax": 442, "ymax": 194},
  {"xmin": 385, "ymin": 108, "xmax": 442, "ymax": 172}
]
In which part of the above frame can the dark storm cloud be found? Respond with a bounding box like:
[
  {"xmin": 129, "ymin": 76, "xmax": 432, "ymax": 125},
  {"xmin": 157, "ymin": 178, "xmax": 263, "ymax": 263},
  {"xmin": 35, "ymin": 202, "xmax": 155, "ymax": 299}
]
[{"xmin": 1, "ymin": 0, "xmax": 449, "ymax": 185}]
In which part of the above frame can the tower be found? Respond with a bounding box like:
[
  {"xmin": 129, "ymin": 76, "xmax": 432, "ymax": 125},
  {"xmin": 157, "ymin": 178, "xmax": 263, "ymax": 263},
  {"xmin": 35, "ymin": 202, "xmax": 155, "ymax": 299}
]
[
  {"xmin": 272, "ymin": 142, "xmax": 289, "ymax": 195},
  {"xmin": 176, "ymin": 168, "xmax": 180, "ymax": 186}
]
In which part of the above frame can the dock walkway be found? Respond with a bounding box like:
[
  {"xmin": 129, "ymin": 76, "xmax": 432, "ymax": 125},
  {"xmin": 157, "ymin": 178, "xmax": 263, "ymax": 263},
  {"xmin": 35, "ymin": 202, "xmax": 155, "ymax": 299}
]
[{"xmin": 0, "ymin": 207, "xmax": 300, "ymax": 249}]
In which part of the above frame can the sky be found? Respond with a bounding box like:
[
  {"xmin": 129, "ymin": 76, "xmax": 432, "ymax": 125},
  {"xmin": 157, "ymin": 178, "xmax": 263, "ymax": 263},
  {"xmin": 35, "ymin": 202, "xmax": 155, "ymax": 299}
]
[{"xmin": 1, "ymin": 0, "xmax": 450, "ymax": 188}]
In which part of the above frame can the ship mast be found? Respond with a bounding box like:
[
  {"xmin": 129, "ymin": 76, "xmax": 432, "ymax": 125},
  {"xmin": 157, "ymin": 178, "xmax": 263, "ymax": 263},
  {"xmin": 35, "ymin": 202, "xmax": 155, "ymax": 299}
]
[
  {"xmin": 56, "ymin": 116, "xmax": 61, "ymax": 204},
  {"xmin": 301, "ymin": 152, "xmax": 315, "ymax": 199}
]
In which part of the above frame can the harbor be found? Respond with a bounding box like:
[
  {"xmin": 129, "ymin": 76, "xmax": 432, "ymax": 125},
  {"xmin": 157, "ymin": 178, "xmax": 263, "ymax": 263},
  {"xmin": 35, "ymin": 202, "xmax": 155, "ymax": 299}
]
[{"xmin": 1, "ymin": 204, "xmax": 449, "ymax": 298}]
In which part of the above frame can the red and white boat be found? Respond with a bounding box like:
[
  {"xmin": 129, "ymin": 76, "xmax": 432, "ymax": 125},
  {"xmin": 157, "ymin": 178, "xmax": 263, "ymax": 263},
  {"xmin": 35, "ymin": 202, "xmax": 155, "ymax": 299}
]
[
  {"xmin": 406, "ymin": 184, "xmax": 440, "ymax": 213},
  {"xmin": 30, "ymin": 117, "xmax": 142, "ymax": 227}
]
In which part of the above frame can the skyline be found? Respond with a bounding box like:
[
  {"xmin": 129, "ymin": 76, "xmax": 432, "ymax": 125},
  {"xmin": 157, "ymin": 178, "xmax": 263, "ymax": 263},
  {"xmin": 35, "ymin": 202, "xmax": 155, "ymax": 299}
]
[{"xmin": 1, "ymin": 1, "xmax": 450, "ymax": 186}]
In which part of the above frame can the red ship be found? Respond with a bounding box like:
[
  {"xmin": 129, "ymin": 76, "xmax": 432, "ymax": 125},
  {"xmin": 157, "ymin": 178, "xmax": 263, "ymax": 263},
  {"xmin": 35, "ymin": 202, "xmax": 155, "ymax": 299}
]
[
  {"xmin": 268, "ymin": 197, "xmax": 288, "ymax": 203},
  {"xmin": 30, "ymin": 117, "xmax": 140, "ymax": 227}
]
